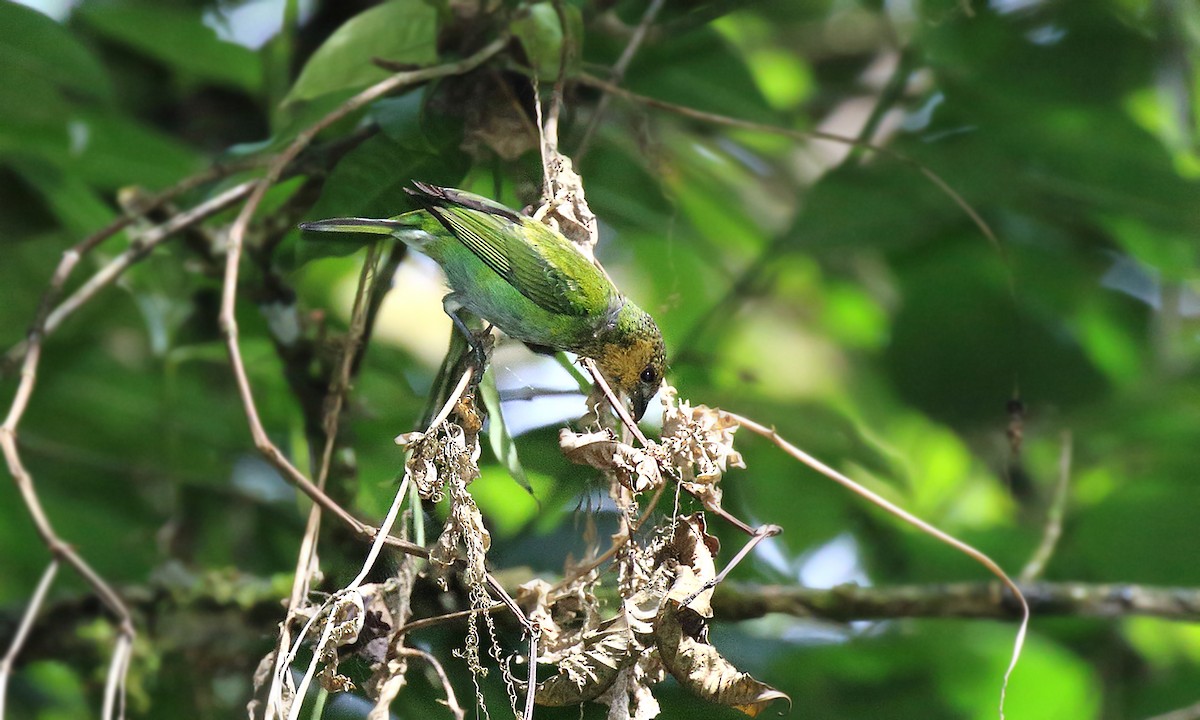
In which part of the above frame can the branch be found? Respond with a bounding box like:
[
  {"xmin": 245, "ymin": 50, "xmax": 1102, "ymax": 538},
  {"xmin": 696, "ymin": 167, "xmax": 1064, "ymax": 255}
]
[
  {"xmin": 12, "ymin": 577, "xmax": 1200, "ymax": 654},
  {"xmin": 1020, "ymin": 430, "xmax": 1072, "ymax": 582},
  {"xmin": 711, "ymin": 581, "xmax": 1200, "ymax": 623}
]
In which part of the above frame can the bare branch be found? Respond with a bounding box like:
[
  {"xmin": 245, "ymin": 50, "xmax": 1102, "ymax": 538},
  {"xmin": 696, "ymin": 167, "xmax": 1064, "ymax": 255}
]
[
  {"xmin": 575, "ymin": 0, "xmax": 665, "ymax": 159},
  {"xmin": 0, "ymin": 560, "xmax": 58, "ymax": 716},
  {"xmin": 44, "ymin": 179, "xmax": 256, "ymax": 340},
  {"xmin": 581, "ymin": 358, "xmax": 649, "ymax": 446},
  {"xmin": 711, "ymin": 581, "xmax": 1200, "ymax": 623},
  {"xmin": 1020, "ymin": 430, "xmax": 1073, "ymax": 582},
  {"xmin": 398, "ymin": 647, "xmax": 466, "ymax": 720}
]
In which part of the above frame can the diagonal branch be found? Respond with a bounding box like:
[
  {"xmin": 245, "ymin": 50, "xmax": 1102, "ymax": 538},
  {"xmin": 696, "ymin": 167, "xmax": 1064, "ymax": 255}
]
[{"xmin": 218, "ymin": 36, "xmax": 509, "ymax": 540}]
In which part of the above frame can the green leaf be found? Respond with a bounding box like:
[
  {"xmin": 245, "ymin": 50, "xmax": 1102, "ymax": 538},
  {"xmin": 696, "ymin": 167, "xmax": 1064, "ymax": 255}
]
[
  {"xmin": 290, "ymin": 129, "xmax": 468, "ymax": 267},
  {"xmin": 0, "ymin": 2, "xmax": 112, "ymax": 102},
  {"xmin": 285, "ymin": 0, "xmax": 438, "ymax": 103},
  {"xmin": 76, "ymin": 2, "xmax": 262, "ymax": 92},
  {"xmin": 9, "ymin": 156, "xmax": 117, "ymax": 237},
  {"xmin": 71, "ymin": 110, "xmax": 204, "ymax": 190},
  {"xmin": 480, "ymin": 369, "xmax": 533, "ymax": 494},
  {"xmin": 0, "ymin": 2, "xmax": 111, "ymax": 162},
  {"xmin": 511, "ymin": 2, "xmax": 582, "ymax": 80},
  {"xmin": 623, "ymin": 25, "xmax": 776, "ymax": 124}
]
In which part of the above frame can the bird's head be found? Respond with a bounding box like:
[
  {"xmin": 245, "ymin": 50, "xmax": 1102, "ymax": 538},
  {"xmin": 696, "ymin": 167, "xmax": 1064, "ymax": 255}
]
[{"xmin": 591, "ymin": 302, "xmax": 666, "ymax": 422}]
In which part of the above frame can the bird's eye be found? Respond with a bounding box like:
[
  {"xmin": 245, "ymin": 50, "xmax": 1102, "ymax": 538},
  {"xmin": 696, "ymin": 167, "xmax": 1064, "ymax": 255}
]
[{"xmin": 640, "ymin": 366, "xmax": 658, "ymax": 384}]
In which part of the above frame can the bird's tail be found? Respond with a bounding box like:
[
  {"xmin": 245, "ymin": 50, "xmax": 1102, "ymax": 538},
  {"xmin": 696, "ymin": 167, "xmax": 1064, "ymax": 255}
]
[{"xmin": 298, "ymin": 215, "xmax": 416, "ymax": 236}]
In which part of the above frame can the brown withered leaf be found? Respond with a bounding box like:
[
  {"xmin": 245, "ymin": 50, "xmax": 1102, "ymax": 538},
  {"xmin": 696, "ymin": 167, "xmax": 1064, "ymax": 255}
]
[
  {"xmin": 659, "ymin": 514, "xmax": 720, "ymax": 619},
  {"xmin": 594, "ymin": 654, "xmax": 664, "ymax": 720},
  {"xmin": 533, "ymin": 151, "xmax": 599, "ymax": 255},
  {"xmin": 534, "ymin": 616, "xmax": 637, "ymax": 707},
  {"xmin": 559, "ymin": 429, "xmax": 662, "ymax": 493},
  {"xmin": 659, "ymin": 388, "xmax": 746, "ymax": 510},
  {"xmin": 654, "ymin": 599, "xmax": 790, "ymax": 717}
]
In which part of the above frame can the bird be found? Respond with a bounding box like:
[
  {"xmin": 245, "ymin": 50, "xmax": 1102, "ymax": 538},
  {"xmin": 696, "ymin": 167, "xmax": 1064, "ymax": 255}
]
[{"xmin": 300, "ymin": 182, "xmax": 666, "ymax": 421}]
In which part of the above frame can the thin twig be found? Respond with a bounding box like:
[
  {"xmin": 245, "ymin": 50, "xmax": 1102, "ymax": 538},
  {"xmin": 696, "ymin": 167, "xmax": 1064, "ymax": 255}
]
[
  {"xmin": 398, "ymin": 648, "xmax": 467, "ymax": 720},
  {"xmin": 523, "ymin": 621, "xmax": 539, "ymax": 720},
  {"xmin": 44, "ymin": 180, "xmax": 256, "ymax": 340},
  {"xmin": 1, "ymin": 158, "xmax": 264, "ymax": 374},
  {"xmin": 394, "ymin": 603, "xmax": 506, "ymax": 639},
  {"xmin": 710, "ymin": 580, "xmax": 1200, "ymax": 622},
  {"xmin": 1145, "ymin": 698, "xmax": 1200, "ymax": 720},
  {"xmin": 1020, "ymin": 430, "xmax": 1073, "ymax": 582},
  {"xmin": 729, "ymin": 412, "xmax": 1028, "ymax": 720},
  {"xmin": 1, "ymin": 303, "xmax": 136, "ymax": 719},
  {"xmin": 574, "ymin": 0, "xmax": 665, "ymax": 160},
  {"xmin": 581, "ymin": 358, "xmax": 649, "ymax": 446},
  {"xmin": 317, "ymin": 242, "xmax": 384, "ymax": 486},
  {"xmin": 574, "ymin": 73, "xmax": 1002, "ymax": 257},
  {"xmin": 0, "ymin": 559, "xmax": 58, "ymax": 716}
]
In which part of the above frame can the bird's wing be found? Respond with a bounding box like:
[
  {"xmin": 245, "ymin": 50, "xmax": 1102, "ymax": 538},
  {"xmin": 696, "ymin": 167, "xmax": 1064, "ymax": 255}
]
[
  {"xmin": 432, "ymin": 204, "xmax": 614, "ymax": 317},
  {"xmin": 408, "ymin": 182, "xmax": 523, "ymax": 221}
]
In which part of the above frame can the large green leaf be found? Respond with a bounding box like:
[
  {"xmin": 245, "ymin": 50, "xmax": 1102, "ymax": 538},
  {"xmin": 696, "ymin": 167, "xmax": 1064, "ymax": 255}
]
[
  {"xmin": 0, "ymin": 3, "xmax": 111, "ymax": 162},
  {"xmin": 511, "ymin": 2, "xmax": 582, "ymax": 80},
  {"xmin": 285, "ymin": 0, "xmax": 438, "ymax": 103},
  {"xmin": 290, "ymin": 127, "xmax": 468, "ymax": 267},
  {"xmin": 0, "ymin": 2, "xmax": 111, "ymax": 103},
  {"xmin": 76, "ymin": 2, "xmax": 263, "ymax": 92}
]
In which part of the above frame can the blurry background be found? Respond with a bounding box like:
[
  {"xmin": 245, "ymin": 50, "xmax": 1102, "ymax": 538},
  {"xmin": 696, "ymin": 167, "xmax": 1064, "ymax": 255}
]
[{"xmin": 2, "ymin": 0, "xmax": 1200, "ymax": 718}]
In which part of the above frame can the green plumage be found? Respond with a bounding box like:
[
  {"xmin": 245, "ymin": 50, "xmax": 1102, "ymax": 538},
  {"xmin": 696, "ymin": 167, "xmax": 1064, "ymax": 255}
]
[{"xmin": 300, "ymin": 182, "xmax": 666, "ymax": 420}]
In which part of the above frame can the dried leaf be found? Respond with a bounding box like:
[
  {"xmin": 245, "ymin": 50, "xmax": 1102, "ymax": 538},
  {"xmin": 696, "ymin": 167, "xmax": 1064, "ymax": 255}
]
[
  {"xmin": 659, "ymin": 514, "xmax": 719, "ymax": 618},
  {"xmin": 655, "ymin": 600, "xmax": 790, "ymax": 717},
  {"xmin": 595, "ymin": 657, "xmax": 663, "ymax": 720},
  {"xmin": 535, "ymin": 617, "xmax": 637, "ymax": 706},
  {"xmin": 326, "ymin": 591, "xmax": 366, "ymax": 651},
  {"xmin": 533, "ymin": 152, "xmax": 599, "ymax": 255},
  {"xmin": 368, "ymin": 657, "xmax": 408, "ymax": 720},
  {"xmin": 660, "ymin": 388, "xmax": 746, "ymax": 510},
  {"xmin": 559, "ymin": 429, "xmax": 662, "ymax": 493},
  {"xmin": 366, "ymin": 560, "xmax": 419, "ymax": 718}
]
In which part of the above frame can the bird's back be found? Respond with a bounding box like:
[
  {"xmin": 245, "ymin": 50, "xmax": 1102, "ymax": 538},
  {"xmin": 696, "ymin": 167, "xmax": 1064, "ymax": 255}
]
[{"xmin": 398, "ymin": 184, "xmax": 623, "ymax": 350}]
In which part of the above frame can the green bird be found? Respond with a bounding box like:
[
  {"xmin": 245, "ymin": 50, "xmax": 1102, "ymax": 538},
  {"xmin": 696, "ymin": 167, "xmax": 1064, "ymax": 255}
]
[{"xmin": 300, "ymin": 182, "xmax": 666, "ymax": 420}]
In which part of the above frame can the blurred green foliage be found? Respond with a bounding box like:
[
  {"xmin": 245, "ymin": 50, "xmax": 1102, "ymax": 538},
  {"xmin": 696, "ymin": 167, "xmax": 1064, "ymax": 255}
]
[{"xmin": 2, "ymin": 0, "xmax": 1200, "ymax": 718}]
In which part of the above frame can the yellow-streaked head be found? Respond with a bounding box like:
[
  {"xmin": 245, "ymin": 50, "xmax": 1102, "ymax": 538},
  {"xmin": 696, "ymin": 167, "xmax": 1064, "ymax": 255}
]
[{"xmin": 591, "ymin": 302, "xmax": 666, "ymax": 421}]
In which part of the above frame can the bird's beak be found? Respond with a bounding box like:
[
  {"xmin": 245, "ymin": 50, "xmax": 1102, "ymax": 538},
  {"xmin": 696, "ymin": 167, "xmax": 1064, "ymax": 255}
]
[
  {"xmin": 299, "ymin": 217, "xmax": 405, "ymax": 235},
  {"xmin": 630, "ymin": 387, "xmax": 650, "ymax": 423}
]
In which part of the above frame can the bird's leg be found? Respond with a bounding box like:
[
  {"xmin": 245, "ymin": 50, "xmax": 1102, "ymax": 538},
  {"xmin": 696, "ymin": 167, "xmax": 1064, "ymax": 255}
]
[{"xmin": 442, "ymin": 294, "xmax": 492, "ymax": 375}]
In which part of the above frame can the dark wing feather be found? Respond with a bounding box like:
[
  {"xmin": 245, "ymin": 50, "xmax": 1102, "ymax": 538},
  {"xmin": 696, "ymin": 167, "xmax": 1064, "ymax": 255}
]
[{"xmin": 406, "ymin": 182, "xmax": 522, "ymax": 222}]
